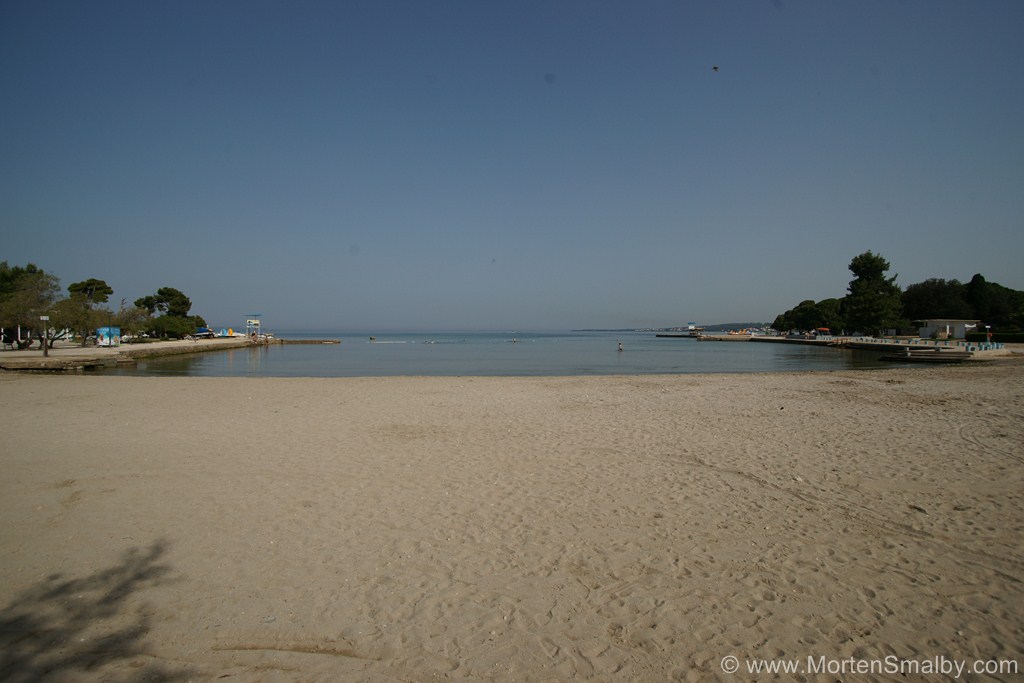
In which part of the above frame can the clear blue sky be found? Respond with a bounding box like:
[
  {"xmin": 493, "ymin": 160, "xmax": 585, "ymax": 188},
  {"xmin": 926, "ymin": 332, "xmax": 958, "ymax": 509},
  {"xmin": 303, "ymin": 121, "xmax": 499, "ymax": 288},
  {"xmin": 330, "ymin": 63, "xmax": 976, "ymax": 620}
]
[{"xmin": 2, "ymin": 1, "xmax": 1022, "ymax": 331}]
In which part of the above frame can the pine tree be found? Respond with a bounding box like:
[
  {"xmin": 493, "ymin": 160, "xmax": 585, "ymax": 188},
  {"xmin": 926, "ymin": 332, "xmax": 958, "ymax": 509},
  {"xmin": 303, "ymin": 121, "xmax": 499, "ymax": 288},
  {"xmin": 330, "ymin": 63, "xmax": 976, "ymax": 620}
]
[{"xmin": 842, "ymin": 251, "xmax": 903, "ymax": 335}]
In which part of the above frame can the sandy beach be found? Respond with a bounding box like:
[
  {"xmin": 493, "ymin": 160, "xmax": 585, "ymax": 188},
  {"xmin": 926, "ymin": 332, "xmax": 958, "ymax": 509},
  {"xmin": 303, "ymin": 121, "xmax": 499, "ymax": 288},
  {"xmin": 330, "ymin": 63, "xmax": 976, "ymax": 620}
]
[{"xmin": 1, "ymin": 362, "xmax": 1022, "ymax": 682}]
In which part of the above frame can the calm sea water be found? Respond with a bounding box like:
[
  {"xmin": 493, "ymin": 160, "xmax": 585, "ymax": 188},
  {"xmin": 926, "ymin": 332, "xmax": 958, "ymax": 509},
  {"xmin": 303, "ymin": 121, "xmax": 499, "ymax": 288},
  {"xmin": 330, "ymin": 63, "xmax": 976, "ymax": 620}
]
[{"xmin": 114, "ymin": 331, "xmax": 891, "ymax": 377}]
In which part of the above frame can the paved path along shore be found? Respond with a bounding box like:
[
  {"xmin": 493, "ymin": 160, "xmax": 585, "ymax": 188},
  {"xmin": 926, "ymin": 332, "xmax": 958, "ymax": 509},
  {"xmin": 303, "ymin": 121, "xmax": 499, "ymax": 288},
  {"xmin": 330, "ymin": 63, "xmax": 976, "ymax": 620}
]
[{"xmin": 0, "ymin": 337, "xmax": 255, "ymax": 372}]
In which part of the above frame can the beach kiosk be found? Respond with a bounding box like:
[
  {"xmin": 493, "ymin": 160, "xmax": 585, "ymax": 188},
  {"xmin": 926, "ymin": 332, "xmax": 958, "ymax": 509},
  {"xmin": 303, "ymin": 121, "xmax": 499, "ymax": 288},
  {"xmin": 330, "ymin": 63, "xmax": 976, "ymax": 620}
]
[{"xmin": 96, "ymin": 326, "xmax": 121, "ymax": 347}]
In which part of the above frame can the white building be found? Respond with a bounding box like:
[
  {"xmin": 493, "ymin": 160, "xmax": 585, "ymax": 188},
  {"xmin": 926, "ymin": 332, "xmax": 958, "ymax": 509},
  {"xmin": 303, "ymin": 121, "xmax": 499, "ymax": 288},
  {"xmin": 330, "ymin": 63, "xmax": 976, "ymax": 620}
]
[{"xmin": 915, "ymin": 319, "xmax": 980, "ymax": 340}]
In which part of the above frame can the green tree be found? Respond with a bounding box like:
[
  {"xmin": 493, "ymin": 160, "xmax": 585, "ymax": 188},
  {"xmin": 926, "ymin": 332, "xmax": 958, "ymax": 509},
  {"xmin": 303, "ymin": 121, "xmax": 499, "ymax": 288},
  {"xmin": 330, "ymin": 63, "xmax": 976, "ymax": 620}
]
[
  {"xmin": 134, "ymin": 287, "xmax": 204, "ymax": 339},
  {"xmin": 841, "ymin": 251, "xmax": 903, "ymax": 335},
  {"xmin": 0, "ymin": 262, "xmax": 61, "ymax": 348},
  {"xmin": 964, "ymin": 274, "xmax": 991, "ymax": 321},
  {"xmin": 815, "ymin": 298, "xmax": 846, "ymax": 332},
  {"xmin": 790, "ymin": 300, "xmax": 823, "ymax": 331},
  {"xmin": 148, "ymin": 314, "xmax": 196, "ymax": 339},
  {"xmin": 67, "ymin": 278, "xmax": 113, "ymax": 305},
  {"xmin": 773, "ymin": 301, "xmax": 813, "ymax": 332},
  {"xmin": 772, "ymin": 297, "xmax": 846, "ymax": 333},
  {"xmin": 63, "ymin": 278, "xmax": 115, "ymax": 345},
  {"xmin": 135, "ymin": 287, "xmax": 192, "ymax": 318},
  {"xmin": 964, "ymin": 274, "xmax": 1024, "ymax": 331},
  {"xmin": 114, "ymin": 299, "xmax": 152, "ymax": 339},
  {"xmin": 772, "ymin": 311, "xmax": 794, "ymax": 332},
  {"xmin": 50, "ymin": 297, "xmax": 93, "ymax": 345},
  {"xmin": 901, "ymin": 278, "xmax": 972, "ymax": 321}
]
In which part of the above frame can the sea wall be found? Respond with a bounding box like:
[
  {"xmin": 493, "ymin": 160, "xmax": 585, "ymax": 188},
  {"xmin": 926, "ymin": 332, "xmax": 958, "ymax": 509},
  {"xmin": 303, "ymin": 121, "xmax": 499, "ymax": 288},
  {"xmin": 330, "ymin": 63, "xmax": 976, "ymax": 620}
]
[{"xmin": 118, "ymin": 337, "xmax": 254, "ymax": 359}]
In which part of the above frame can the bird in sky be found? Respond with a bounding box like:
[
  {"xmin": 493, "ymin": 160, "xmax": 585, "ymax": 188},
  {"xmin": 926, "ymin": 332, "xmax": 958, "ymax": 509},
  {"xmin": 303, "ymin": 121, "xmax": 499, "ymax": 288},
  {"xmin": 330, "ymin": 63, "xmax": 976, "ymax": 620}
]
[{"xmin": 712, "ymin": 65, "xmax": 719, "ymax": 72}]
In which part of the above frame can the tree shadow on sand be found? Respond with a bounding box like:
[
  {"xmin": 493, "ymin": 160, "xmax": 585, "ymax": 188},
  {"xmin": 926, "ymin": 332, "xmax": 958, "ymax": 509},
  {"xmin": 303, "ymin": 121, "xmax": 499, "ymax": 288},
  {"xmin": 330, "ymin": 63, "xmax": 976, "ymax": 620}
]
[{"xmin": 0, "ymin": 539, "xmax": 192, "ymax": 682}]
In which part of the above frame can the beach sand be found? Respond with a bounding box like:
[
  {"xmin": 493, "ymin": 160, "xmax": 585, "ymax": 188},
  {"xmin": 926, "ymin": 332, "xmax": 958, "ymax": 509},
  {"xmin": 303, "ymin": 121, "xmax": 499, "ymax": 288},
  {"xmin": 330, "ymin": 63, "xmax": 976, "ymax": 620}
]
[{"xmin": 1, "ymin": 362, "xmax": 1022, "ymax": 681}]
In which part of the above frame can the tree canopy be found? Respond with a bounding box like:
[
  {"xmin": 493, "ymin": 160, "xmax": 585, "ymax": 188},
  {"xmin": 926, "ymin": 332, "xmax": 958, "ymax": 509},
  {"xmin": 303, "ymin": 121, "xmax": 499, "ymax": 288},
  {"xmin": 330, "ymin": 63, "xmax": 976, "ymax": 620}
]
[
  {"xmin": 68, "ymin": 278, "xmax": 114, "ymax": 304},
  {"xmin": 842, "ymin": 251, "xmax": 903, "ymax": 335},
  {"xmin": 772, "ymin": 252, "xmax": 1024, "ymax": 334},
  {"xmin": 901, "ymin": 278, "xmax": 972, "ymax": 321},
  {"xmin": 134, "ymin": 287, "xmax": 192, "ymax": 318},
  {"xmin": 963, "ymin": 274, "xmax": 1024, "ymax": 329},
  {"xmin": 60, "ymin": 278, "xmax": 116, "ymax": 346},
  {"xmin": 133, "ymin": 286, "xmax": 205, "ymax": 338},
  {"xmin": 2, "ymin": 263, "xmax": 209, "ymax": 343},
  {"xmin": 773, "ymin": 298, "xmax": 845, "ymax": 333},
  {"xmin": 0, "ymin": 262, "xmax": 61, "ymax": 347}
]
